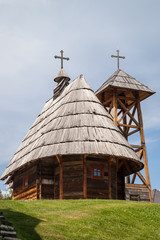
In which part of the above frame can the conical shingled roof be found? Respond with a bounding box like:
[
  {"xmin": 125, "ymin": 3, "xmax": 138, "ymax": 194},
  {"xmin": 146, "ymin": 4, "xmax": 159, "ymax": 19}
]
[
  {"xmin": 1, "ymin": 75, "xmax": 143, "ymax": 180},
  {"xmin": 96, "ymin": 69, "xmax": 155, "ymax": 101}
]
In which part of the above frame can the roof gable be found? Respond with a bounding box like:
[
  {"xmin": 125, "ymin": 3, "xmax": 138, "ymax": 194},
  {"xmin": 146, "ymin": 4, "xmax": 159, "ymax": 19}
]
[{"xmin": 96, "ymin": 69, "xmax": 155, "ymax": 100}]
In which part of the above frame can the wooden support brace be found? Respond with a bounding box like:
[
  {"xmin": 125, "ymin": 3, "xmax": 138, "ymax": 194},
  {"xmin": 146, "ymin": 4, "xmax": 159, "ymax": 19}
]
[
  {"xmin": 108, "ymin": 101, "xmax": 113, "ymax": 114},
  {"xmin": 137, "ymin": 172, "xmax": 147, "ymax": 186},
  {"xmin": 117, "ymin": 102, "xmax": 135, "ymax": 124},
  {"xmin": 113, "ymin": 91, "xmax": 117, "ymax": 125},
  {"xmin": 103, "ymin": 97, "xmax": 112, "ymax": 106},
  {"xmin": 126, "ymin": 105, "xmax": 137, "ymax": 134},
  {"xmin": 131, "ymin": 173, "xmax": 137, "ymax": 184},
  {"xmin": 127, "ymin": 128, "xmax": 140, "ymax": 137},
  {"xmin": 117, "ymin": 98, "xmax": 139, "ymax": 127}
]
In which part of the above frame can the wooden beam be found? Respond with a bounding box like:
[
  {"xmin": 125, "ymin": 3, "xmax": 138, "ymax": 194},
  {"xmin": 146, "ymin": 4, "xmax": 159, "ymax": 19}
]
[
  {"xmin": 117, "ymin": 98, "xmax": 139, "ymax": 126},
  {"xmin": 126, "ymin": 105, "xmax": 137, "ymax": 134},
  {"xmin": 125, "ymin": 183, "xmax": 148, "ymax": 188},
  {"xmin": 39, "ymin": 160, "xmax": 42, "ymax": 200},
  {"xmin": 137, "ymin": 172, "xmax": 147, "ymax": 186},
  {"xmin": 125, "ymin": 162, "xmax": 131, "ymax": 184},
  {"xmin": 117, "ymin": 159, "xmax": 125, "ymax": 171},
  {"xmin": 113, "ymin": 91, "xmax": 117, "ymax": 125},
  {"xmin": 131, "ymin": 173, "xmax": 137, "ymax": 184},
  {"xmin": 119, "ymin": 123, "xmax": 139, "ymax": 129},
  {"xmin": 56, "ymin": 155, "xmax": 63, "ymax": 200},
  {"xmin": 103, "ymin": 97, "xmax": 112, "ymax": 106},
  {"xmin": 137, "ymin": 99, "xmax": 153, "ymax": 202},
  {"xmin": 36, "ymin": 160, "xmax": 42, "ymax": 200},
  {"xmin": 117, "ymin": 109, "xmax": 123, "ymax": 116},
  {"xmin": 126, "ymin": 176, "xmax": 130, "ymax": 184},
  {"xmin": 115, "ymin": 158, "xmax": 118, "ymax": 199},
  {"xmin": 108, "ymin": 101, "xmax": 113, "ymax": 114},
  {"xmin": 108, "ymin": 158, "xmax": 112, "ymax": 199},
  {"xmin": 118, "ymin": 96, "xmax": 136, "ymax": 101},
  {"xmin": 83, "ymin": 155, "xmax": 87, "ymax": 199},
  {"xmin": 117, "ymin": 102, "xmax": 135, "ymax": 124},
  {"xmin": 138, "ymin": 149, "xmax": 143, "ymax": 160},
  {"xmin": 131, "ymin": 145, "xmax": 141, "ymax": 149},
  {"xmin": 127, "ymin": 128, "xmax": 140, "ymax": 137}
]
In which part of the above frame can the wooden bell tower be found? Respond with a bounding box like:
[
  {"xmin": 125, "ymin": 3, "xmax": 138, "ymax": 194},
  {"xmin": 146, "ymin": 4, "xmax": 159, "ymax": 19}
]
[{"xmin": 96, "ymin": 50, "xmax": 155, "ymax": 202}]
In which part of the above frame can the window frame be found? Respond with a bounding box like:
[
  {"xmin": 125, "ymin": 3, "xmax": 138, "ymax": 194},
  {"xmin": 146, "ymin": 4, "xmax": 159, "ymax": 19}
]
[
  {"xmin": 91, "ymin": 165, "xmax": 104, "ymax": 180},
  {"xmin": 130, "ymin": 194, "xmax": 140, "ymax": 201}
]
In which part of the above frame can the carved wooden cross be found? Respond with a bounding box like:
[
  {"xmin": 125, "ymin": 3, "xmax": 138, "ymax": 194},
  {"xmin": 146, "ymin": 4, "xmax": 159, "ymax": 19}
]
[
  {"xmin": 111, "ymin": 50, "xmax": 125, "ymax": 70},
  {"xmin": 54, "ymin": 50, "xmax": 69, "ymax": 69}
]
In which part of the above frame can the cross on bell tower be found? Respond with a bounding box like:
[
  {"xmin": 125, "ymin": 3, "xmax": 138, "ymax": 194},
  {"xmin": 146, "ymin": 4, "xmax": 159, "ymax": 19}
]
[
  {"xmin": 54, "ymin": 50, "xmax": 69, "ymax": 69},
  {"xmin": 111, "ymin": 50, "xmax": 125, "ymax": 70}
]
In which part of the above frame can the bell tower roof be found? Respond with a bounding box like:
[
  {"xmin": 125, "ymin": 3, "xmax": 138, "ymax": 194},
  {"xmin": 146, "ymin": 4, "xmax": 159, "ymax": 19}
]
[{"xmin": 96, "ymin": 68, "xmax": 155, "ymax": 101}]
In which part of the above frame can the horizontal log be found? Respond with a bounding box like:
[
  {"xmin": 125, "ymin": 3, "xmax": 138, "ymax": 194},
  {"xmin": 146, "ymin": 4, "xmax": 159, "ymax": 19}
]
[
  {"xmin": 119, "ymin": 123, "xmax": 139, "ymax": 129},
  {"xmin": 125, "ymin": 184, "xmax": 147, "ymax": 188}
]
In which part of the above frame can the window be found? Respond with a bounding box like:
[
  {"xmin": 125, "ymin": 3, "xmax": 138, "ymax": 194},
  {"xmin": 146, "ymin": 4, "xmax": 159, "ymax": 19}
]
[
  {"xmin": 23, "ymin": 175, "xmax": 28, "ymax": 188},
  {"xmin": 91, "ymin": 165, "xmax": 104, "ymax": 180},
  {"xmin": 130, "ymin": 195, "xmax": 140, "ymax": 201}
]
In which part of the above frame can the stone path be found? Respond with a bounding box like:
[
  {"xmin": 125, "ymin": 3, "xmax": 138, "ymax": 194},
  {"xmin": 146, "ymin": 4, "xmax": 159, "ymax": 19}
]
[{"xmin": 0, "ymin": 212, "xmax": 21, "ymax": 240}]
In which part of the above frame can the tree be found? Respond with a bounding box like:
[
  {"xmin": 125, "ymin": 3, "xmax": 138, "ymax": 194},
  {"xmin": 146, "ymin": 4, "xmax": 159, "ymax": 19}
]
[{"xmin": 0, "ymin": 189, "xmax": 3, "ymax": 200}]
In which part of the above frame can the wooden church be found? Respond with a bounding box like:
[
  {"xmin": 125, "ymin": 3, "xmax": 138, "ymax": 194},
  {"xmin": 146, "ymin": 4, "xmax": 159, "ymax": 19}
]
[{"xmin": 1, "ymin": 50, "xmax": 146, "ymax": 200}]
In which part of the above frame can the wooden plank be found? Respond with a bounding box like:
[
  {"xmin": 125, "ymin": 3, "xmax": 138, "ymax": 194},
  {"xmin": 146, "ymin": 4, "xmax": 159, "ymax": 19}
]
[{"xmin": 83, "ymin": 155, "xmax": 87, "ymax": 199}]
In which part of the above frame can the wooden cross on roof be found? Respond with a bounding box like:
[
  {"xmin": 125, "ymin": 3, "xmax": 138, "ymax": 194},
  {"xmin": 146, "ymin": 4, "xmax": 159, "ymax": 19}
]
[
  {"xmin": 111, "ymin": 50, "xmax": 125, "ymax": 70},
  {"xmin": 54, "ymin": 50, "xmax": 69, "ymax": 69}
]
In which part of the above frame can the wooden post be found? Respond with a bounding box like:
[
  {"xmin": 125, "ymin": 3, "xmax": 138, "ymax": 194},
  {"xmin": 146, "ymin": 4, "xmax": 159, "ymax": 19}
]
[
  {"xmin": 36, "ymin": 160, "xmax": 42, "ymax": 200},
  {"xmin": 56, "ymin": 155, "xmax": 63, "ymax": 200},
  {"xmin": 137, "ymin": 100, "xmax": 153, "ymax": 202},
  {"xmin": 115, "ymin": 158, "xmax": 118, "ymax": 199},
  {"xmin": 83, "ymin": 155, "xmax": 87, "ymax": 199},
  {"xmin": 108, "ymin": 158, "xmax": 112, "ymax": 199},
  {"xmin": 39, "ymin": 160, "xmax": 42, "ymax": 200}
]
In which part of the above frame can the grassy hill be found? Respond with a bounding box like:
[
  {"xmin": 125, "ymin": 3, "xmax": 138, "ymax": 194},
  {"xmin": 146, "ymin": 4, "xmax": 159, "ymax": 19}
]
[{"xmin": 0, "ymin": 199, "xmax": 160, "ymax": 240}]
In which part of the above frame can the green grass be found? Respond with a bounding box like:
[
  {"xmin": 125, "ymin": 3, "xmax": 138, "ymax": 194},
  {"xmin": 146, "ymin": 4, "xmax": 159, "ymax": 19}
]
[{"xmin": 0, "ymin": 200, "xmax": 160, "ymax": 240}]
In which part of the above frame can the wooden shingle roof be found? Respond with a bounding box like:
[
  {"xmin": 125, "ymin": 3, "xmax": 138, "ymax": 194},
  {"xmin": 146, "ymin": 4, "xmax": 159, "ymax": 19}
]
[
  {"xmin": 96, "ymin": 69, "xmax": 155, "ymax": 101},
  {"xmin": 1, "ymin": 75, "xmax": 143, "ymax": 180}
]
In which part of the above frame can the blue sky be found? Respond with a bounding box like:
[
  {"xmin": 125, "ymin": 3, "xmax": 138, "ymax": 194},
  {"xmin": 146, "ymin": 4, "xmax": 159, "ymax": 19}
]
[{"xmin": 0, "ymin": 0, "xmax": 160, "ymax": 191}]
